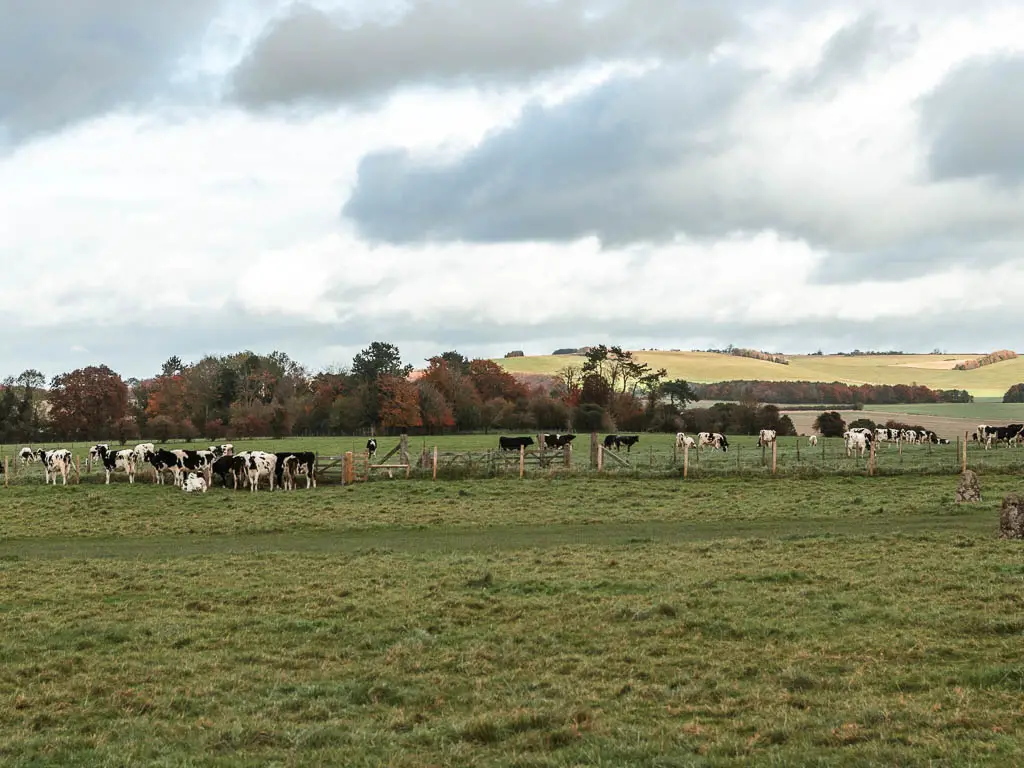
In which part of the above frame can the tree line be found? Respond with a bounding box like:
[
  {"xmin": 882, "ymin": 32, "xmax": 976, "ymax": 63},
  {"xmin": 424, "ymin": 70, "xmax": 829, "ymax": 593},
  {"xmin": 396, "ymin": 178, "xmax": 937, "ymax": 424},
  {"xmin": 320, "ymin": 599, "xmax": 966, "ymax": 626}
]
[
  {"xmin": 694, "ymin": 380, "xmax": 973, "ymax": 405},
  {"xmin": 0, "ymin": 344, "xmax": 706, "ymax": 444}
]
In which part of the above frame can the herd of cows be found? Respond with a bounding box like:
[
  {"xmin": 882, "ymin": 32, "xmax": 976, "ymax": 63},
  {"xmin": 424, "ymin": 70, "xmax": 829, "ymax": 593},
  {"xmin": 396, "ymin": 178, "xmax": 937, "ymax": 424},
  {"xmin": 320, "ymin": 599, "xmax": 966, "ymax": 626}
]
[
  {"xmin": 12, "ymin": 443, "xmax": 316, "ymax": 492},
  {"xmin": 8, "ymin": 422, "xmax": 1024, "ymax": 489}
]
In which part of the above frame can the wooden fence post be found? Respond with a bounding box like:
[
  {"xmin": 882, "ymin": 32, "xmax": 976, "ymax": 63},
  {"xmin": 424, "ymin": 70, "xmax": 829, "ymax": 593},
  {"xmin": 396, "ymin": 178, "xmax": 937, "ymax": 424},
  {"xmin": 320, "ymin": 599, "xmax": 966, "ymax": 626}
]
[
  {"xmin": 869, "ymin": 438, "xmax": 875, "ymax": 476},
  {"xmin": 3, "ymin": 457, "xmax": 7, "ymax": 487},
  {"xmin": 649, "ymin": 444, "xmax": 654, "ymax": 469},
  {"xmin": 590, "ymin": 432, "xmax": 599, "ymax": 469},
  {"xmin": 563, "ymin": 444, "xmax": 571, "ymax": 468},
  {"xmin": 433, "ymin": 446, "xmax": 438, "ymax": 481},
  {"xmin": 75, "ymin": 457, "xmax": 80, "ymax": 484},
  {"xmin": 962, "ymin": 432, "xmax": 968, "ymax": 473},
  {"xmin": 796, "ymin": 438, "xmax": 800, "ymax": 463},
  {"xmin": 772, "ymin": 440, "xmax": 777, "ymax": 475},
  {"xmin": 519, "ymin": 444, "xmax": 525, "ymax": 479},
  {"xmin": 399, "ymin": 433, "xmax": 409, "ymax": 467},
  {"xmin": 761, "ymin": 444, "xmax": 766, "ymax": 467},
  {"xmin": 597, "ymin": 444, "xmax": 604, "ymax": 472},
  {"xmin": 343, "ymin": 451, "xmax": 355, "ymax": 485},
  {"xmin": 683, "ymin": 444, "xmax": 689, "ymax": 479}
]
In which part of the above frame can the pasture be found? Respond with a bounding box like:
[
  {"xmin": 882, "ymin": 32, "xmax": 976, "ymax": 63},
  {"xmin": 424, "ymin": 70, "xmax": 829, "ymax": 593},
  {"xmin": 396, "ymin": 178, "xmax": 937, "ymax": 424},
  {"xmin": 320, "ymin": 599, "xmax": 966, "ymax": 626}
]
[
  {"xmin": 497, "ymin": 352, "xmax": 1024, "ymax": 398},
  {"xmin": 1, "ymin": 474, "xmax": 1023, "ymax": 766},
  {"xmin": 6, "ymin": 432, "xmax": 1024, "ymax": 485}
]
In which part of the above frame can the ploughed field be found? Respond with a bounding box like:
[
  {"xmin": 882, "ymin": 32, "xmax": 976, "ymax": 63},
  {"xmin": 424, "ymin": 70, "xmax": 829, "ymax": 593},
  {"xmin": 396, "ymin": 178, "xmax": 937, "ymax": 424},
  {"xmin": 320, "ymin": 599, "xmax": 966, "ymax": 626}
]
[{"xmin": 1, "ymin": 474, "xmax": 1023, "ymax": 766}]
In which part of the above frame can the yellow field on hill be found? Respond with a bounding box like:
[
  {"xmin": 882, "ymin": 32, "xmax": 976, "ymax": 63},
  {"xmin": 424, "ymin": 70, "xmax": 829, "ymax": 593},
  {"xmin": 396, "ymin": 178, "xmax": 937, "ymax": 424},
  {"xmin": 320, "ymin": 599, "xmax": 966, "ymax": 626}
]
[{"xmin": 497, "ymin": 352, "xmax": 1024, "ymax": 398}]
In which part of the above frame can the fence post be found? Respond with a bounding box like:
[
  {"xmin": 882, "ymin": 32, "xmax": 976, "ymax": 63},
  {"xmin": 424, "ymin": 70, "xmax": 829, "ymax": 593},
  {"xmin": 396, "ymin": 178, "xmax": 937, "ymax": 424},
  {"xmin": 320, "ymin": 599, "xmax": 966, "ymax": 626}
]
[
  {"xmin": 399, "ymin": 433, "xmax": 409, "ymax": 467},
  {"xmin": 75, "ymin": 457, "xmax": 80, "ymax": 484},
  {"xmin": 597, "ymin": 444, "xmax": 604, "ymax": 472},
  {"xmin": 433, "ymin": 446, "xmax": 438, "ymax": 481},
  {"xmin": 869, "ymin": 438, "xmax": 875, "ymax": 476},
  {"xmin": 343, "ymin": 451, "xmax": 355, "ymax": 485},
  {"xmin": 3, "ymin": 457, "xmax": 7, "ymax": 487},
  {"xmin": 772, "ymin": 440, "xmax": 777, "ymax": 475},
  {"xmin": 683, "ymin": 443, "xmax": 689, "ymax": 479},
  {"xmin": 649, "ymin": 444, "xmax": 654, "ymax": 469},
  {"xmin": 962, "ymin": 432, "xmax": 968, "ymax": 473},
  {"xmin": 519, "ymin": 444, "xmax": 525, "ymax": 479},
  {"xmin": 590, "ymin": 432, "xmax": 599, "ymax": 469},
  {"xmin": 796, "ymin": 438, "xmax": 800, "ymax": 463},
  {"xmin": 761, "ymin": 444, "xmax": 766, "ymax": 467},
  {"xmin": 563, "ymin": 444, "xmax": 571, "ymax": 468}
]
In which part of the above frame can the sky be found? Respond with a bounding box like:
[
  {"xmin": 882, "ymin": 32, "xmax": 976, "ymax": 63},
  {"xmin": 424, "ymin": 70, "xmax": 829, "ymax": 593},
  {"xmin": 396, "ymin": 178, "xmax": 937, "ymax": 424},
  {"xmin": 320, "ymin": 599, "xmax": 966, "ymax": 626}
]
[{"xmin": 2, "ymin": 0, "xmax": 1024, "ymax": 380}]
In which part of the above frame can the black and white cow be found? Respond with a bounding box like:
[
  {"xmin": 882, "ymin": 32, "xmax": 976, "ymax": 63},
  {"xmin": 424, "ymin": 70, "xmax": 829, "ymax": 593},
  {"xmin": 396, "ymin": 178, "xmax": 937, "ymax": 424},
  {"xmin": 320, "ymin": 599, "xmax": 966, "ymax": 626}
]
[
  {"xmin": 808, "ymin": 434, "xmax": 819, "ymax": 447},
  {"xmin": 182, "ymin": 472, "xmax": 208, "ymax": 493},
  {"xmin": 274, "ymin": 452, "xmax": 316, "ymax": 490},
  {"xmin": 844, "ymin": 430, "xmax": 871, "ymax": 457},
  {"xmin": 246, "ymin": 451, "xmax": 277, "ymax": 492},
  {"xmin": 209, "ymin": 444, "xmax": 234, "ymax": 458},
  {"xmin": 88, "ymin": 444, "xmax": 109, "ymax": 463},
  {"xmin": 212, "ymin": 454, "xmax": 248, "ymax": 489},
  {"xmin": 133, "ymin": 443, "xmax": 155, "ymax": 465},
  {"xmin": 147, "ymin": 449, "xmax": 182, "ymax": 485},
  {"xmin": 499, "ymin": 436, "xmax": 534, "ymax": 451},
  {"xmin": 756, "ymin": 429, "xmax": 777, "ymax": 448},
  {"xmin": 675, "ymin": 432, "xmax": 696, "ymax": 449},
  {"xmin": 18, "ymin": 446, "xmax": 35, "ymax": 465},
  {"xmin": 35, "ymin": 449, "xmax": 73, "ymax": 486},
  {"xmin": 697, "ymin": 432, "xmax": 728, "ymax": 451},
  {"xmin": 543, "ymin": 434, "xmax": 576, "ymax": 449},
  {"xmin": 94, "ymin": 445, "xmax": 137, "ymax": 484},
  {"xmin": 367, "ymin": 439, "xmax": 377, "ymax": 459}
]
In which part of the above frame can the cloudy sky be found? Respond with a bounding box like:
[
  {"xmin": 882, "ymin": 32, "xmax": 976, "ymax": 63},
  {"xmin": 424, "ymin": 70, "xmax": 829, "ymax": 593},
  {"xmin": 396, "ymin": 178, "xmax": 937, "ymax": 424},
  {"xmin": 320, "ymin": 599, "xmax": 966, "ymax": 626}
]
[{"xmin": 2, "ymin": 0, "xmax": 1023, "ymax": 379}]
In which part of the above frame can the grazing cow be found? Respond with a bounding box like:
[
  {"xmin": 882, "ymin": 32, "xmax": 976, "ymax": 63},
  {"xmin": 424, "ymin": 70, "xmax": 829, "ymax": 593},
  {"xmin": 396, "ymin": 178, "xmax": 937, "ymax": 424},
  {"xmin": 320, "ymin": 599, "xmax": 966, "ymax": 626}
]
[
  {"xmin": 603, "ymin": 434, "xmax": 618, "ymax": 450},
  {"xmin": 675, "ymin": 433, "xmax": 696, "ymax": 450},
  {"xmin": 697, "ymin": 432, "xmax": 729, "ymax": 451},
  {"xmin": 543, "ymin": 434, "xmax": 577, "ymax": 449},
  {"xmin": 808, "ymin": 435, "xmax": 818, "ymax": 447},
  {"xmin": 938, "ymin": 438, "xmax": 951, "ymax": 445},
  {"xmin": 274, "ymin": 452, "xmax": 316, "ymax": 490},
  {"xmin": 367, "ymin": 439, "xmax": 377, "ymax": 459},
  {"xmin": 844, "ymin": 430, "xmax": 871, "ymax": 457},
  {"xmin": 182, "ymin": 472, "xmax": 208, "ymax": 493},
  {"xmin": 93, "ymin": 445, "xmax": 137, "ymax": 484},
  {"xmin": 616, "ymin": 435, "xmax": 640, "ymax": 452},
  {"xmin": 88, "ymin": 444, "xmax": 109, "ymax": 462},
  {"xmin": 499, "ymin": 436, "xmax": 534, "ymax": 451},
  {"xmin": 986, "ymin": 424, "xmax": 1024, "ymax": 449},
  {"xmin": 756, "ymin": 429, "xmax": 777, "ymax": 448},
  {"xmin": 35, "ymin": 449, "xmax": 73, "ymax": 486},
  {"xmin": 212, "ymin": 454, "xmax": 248, "ymax": 489},
  {"xmin": 246, "ymin": 451, "xmax": 277, "ymax": 492},
  {"xmin": 19, "ymin": 446, "xmax": 35, "ymax": 465},
  {"xmin": 147, "ymin": 449, "xmax": 182, "ymax": 485},
  {"xmin": 133, "ymin": 443, "xmax": 155, "ymax": 464}
]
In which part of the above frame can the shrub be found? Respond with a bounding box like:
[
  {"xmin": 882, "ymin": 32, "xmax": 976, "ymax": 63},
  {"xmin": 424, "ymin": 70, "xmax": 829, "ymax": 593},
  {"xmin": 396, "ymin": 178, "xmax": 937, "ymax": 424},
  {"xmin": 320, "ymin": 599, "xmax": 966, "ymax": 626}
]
[
  {"xmin": 848, "ymin": 418, "xmax": 877, "ymax": 432},
  {"xmin": 1003, "ymin": 384, "xmax": 1024, "ymax": 403},
  {"xmin": 955, "ymin": 350, "xmax": 1017, "ymax": 371},
  {"xmin": 813, "ymin": 411, "xmax": 846, "ymax": 438}
]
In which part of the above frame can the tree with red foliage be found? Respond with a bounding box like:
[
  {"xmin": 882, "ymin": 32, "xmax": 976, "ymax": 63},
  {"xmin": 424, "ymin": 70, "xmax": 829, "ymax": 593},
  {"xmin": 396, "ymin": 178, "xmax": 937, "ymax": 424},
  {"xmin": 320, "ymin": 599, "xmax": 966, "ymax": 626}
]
[
  {"xmin": 48, "ymin": 365, "xmax": 129, "ymax": 440},
  {"xmin": 418, "ymin": 381, "xmax": 455, "ymax": 432},
  {"xmin": 378, "ymin": 375, "xmax": 422, "ymax": 430},
  {"xmin": 468, "ymin": 359, "xmax": 525, "ymax": 402}
]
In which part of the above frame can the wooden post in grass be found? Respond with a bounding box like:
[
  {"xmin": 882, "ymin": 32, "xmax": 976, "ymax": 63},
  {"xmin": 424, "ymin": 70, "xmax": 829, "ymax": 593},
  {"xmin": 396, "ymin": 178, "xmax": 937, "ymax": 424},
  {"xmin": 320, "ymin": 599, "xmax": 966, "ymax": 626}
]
[
  {"xmin": 772, "ymin": 440, "xmax": 777, "ymax": 475},
  {"xmin": 3, "ymin": 457, "xmax": 7, "ymax": 487},
  {"xmin": 683, "ymin": 443, "xmax": 689, "ymax": 479},
  {"xmin": 74, "ymin": 457, "xmax": 80, "ymax": 484},
  {"xmin": 563, "ymin": 444, "xmax": 571, "ymax": 468},
  {"xmin": 761, "ymin": 443, "xmax": 766, "ymax": 467},
  {"xmin": 962, "ymin": 432, "xmax": 968, "ymax": 473},
  {"xmin": 590, "ymin": 432, "xmax": 599, "ymax": 469},
  {"xmin": 399, "ymin": 432, "xmax": 409, "ymax": 467},
  {"xmin": 597, "ymin": 444, "xmax": 604, "ymax": 472},
  {"xmin": 432, "ymin": 446, "xmax": 438, "ymax": 481},
  {"xmin": 649, "ymin": 444, "xmax": 654, "ymax": 469},
  {"xmin": 796, "ymin": 438, "xmax": 800, "ymax": 463},
  {"xmin": 869, "ymin": 438, "xmax": 875, "ymax": 476},
  {"xmin": 343, "ymin": 451, "xmax": 354, "ymax": 485},
  {"xmin": 519, "ymin": 444, "xmax": 525, "ymax": 479}
]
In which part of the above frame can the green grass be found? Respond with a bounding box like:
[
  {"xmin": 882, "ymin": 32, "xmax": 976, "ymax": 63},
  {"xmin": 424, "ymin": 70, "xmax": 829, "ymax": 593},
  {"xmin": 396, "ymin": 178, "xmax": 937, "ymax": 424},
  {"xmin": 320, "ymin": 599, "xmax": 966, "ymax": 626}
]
[
  {"xmin": 1, "ymin": 475, "xmax": 1023, "ymax": 765},
  {"xmin": 868, "ymin": 403, "xmax": 1024, "ymax": 420},
  {"xmin": 497, "ymin": 351, "xmax": 1024, "ymax": 398}
]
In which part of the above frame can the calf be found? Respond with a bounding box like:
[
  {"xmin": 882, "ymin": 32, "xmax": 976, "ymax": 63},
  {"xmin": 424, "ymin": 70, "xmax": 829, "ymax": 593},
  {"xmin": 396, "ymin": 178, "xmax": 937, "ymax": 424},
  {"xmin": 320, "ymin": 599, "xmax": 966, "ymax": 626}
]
[
  {"xmin": 499, "ymin": 436, "xmax": 534, "ymax": 451},
  {"xmin": 367, "ymin": 438, "xmax": 377, "ymax": 459},
  {"xmin": 182, "ymin": 472, "xmax": 208, "ymax": 493},
  {"xmin": 246, "ymin": 451, "xmax": 277, "ymax": 492},
  {"xmin": 675, "ymin": 432, "xmax": 696, "ymax": 450},
  {"xmin": 808, "ymin": 435, "xmax": 818, "ymax": 447},
  {"xmin": 179, "ymin": 450, "xmax": 214, "ymax": 487},
  {"xmin": 35, "ymin": 449, "xmax": 73, "ymax": 486},
  {"xmin": 756, "ymin": 429, "xmax": 777, "ymax": 448},
  {"xmin": 274, "ymin": 451, "xmax": 316, "ymax": 490}
]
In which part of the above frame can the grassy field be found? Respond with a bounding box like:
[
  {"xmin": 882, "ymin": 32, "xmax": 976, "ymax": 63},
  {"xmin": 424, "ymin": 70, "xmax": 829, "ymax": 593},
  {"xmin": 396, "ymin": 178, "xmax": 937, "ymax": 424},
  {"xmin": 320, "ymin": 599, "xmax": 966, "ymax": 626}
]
[
  {"xmin": 2, "ymin": 474, "xmax": 1024, "ymax": 766},
  {"xmin": 497, "ymin": 352, "xmax": 1024, "ymax": 398}
]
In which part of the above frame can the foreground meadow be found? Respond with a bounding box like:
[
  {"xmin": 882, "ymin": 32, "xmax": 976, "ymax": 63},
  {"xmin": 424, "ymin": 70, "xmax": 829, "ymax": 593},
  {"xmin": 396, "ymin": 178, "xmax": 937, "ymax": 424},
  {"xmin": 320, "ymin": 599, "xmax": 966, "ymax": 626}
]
[{"xmin": 1, "ymin": 475, "xmax": 1023, "ymax": 766}]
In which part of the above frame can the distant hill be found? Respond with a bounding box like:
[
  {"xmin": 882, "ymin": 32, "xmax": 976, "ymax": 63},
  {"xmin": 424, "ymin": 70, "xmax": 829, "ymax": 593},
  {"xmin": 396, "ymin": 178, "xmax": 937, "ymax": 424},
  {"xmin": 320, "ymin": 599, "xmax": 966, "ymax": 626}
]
[{"xmin": 495, "ymin": 351, "xmax": 1024, "ymax": 399}]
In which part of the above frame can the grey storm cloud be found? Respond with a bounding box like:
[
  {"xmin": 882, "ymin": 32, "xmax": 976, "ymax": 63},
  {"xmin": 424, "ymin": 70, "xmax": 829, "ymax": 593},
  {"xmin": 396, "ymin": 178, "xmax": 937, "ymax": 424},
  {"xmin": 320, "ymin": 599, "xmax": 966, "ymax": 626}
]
[
  {"xmin": 792, "ymin": 13, "xmax": 917, "ymax": 95},
  {"xmin": 0, "ymin": 0, "xmax": 224, "ymax": 143},
  {"xmin": 342, "ymin": 62, "xmax": 761, "ymax": 244},
  {"xmin": 229, "ymin": 0, "xmax": 740, "ymax": 107},
  {"xmin": 919, "ymin": 54, "xmax": 1024, "ymax": 184}
]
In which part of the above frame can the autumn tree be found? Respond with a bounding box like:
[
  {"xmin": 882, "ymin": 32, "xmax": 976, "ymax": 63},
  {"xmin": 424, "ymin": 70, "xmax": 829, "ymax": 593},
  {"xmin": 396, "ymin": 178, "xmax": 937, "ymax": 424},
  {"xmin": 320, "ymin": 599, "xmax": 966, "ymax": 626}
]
[
  {"xmin": 377, "ymin": 375, "xmax": 421, "ymax": 431},
  {"xmin": 467, "ymin": 359, "xmax": 524, "ymax": 402},
  {"xmin": 418, "ymin": 381, "xmax": 455, "ymax": 432},
  {"xmin": 48, "ymin": 365, "xmax": 129, "ymax": 440}
]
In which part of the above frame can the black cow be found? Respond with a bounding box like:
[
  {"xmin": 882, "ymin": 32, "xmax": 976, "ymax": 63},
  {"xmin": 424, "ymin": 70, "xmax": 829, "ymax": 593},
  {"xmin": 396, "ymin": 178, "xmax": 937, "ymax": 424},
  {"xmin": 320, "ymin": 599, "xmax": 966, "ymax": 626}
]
[
  {"xmin": 499, "ymin": 436, "xmax": 534, "ymax": 451},
  {"xmin": 274, "ymin": 452, "xmax": 317, "ymax": 490},
  {"xmin": 212, "ymin": 454, "xmax": 247, "ymax": 489},
  {"xmin": 543, "ymin": 433, "xmax": 577, "ymax": 448},
  {"xmin": 367, "ymin": 439, "xmax": 377, "ymax": 459},
  {"xmin": 616, "ymin": 435, "xmax": 640, "ymax": 452},
  {"xmin": 603, "ymin": 434, "xmax": 618, "ymax": 450}
]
